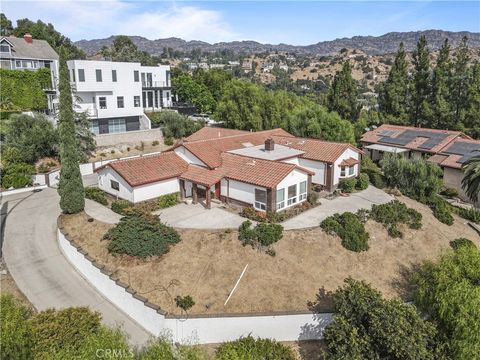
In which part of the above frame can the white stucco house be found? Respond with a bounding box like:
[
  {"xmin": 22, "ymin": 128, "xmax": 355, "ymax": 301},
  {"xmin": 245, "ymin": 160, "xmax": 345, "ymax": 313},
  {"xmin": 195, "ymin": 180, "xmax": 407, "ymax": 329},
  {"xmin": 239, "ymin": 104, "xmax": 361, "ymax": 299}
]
[
  {"xmin": 95, "ymin": 128, "xmax": 363, "ymax": 211},
  {"xmin": 67, "ymin": 59, "xmax": 172, "ymax": 135}
]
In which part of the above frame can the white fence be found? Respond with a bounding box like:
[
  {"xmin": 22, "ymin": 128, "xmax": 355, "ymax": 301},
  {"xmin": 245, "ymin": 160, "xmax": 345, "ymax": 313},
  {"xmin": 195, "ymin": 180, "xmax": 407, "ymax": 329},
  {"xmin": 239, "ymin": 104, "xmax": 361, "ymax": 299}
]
[{"xmin": 58, "ymin": 229, "xmax": 331, "ymax": 344}]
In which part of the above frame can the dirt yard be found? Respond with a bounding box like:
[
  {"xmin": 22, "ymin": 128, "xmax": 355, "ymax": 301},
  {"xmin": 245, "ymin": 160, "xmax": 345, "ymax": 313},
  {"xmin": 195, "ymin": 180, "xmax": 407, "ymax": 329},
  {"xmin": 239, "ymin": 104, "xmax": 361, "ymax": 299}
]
[{"xmin": 59, "ymin": 195, "xmax": 479, "ymax": 316}]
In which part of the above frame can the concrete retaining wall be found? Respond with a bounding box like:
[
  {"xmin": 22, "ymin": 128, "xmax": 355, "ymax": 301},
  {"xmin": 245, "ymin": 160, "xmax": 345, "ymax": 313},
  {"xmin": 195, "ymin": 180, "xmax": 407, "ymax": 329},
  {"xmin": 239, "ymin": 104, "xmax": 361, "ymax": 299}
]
[
  {"xmin": 57, "ymin": 228, "xmax": 331, "ymax": 344},
  {"xmin": 1, "ymin": 185, "xmax": 48, "ymax": 196},
  {"xmin": 95, "ymin": 129, "xmax": 163, "ymax": 147}
]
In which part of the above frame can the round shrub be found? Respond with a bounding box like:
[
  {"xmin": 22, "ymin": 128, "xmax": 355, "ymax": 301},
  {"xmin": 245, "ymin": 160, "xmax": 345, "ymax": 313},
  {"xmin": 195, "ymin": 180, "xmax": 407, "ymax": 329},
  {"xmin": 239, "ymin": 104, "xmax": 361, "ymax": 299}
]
[
  {"xmin": 111, "ymin": 199, "xmax": 132, "ymax": 215},
  {"xmin": 175, "ymin": 295, "xmax": 195, "ymax": 312},
  {"xmin": 0, "ymin": 294, "xmax": 33, "ymax": 360},
  {"xmin": 339, "ymin": 177, "xmax": 357, "ymax": 193},
  {"xmin": 450, "ymin": 238, "xmax": 476, "ymax": 251},
  {"xmin": 1, "ymin": 163, "xmax": 35, "ymax": 189},
  {"xmin": 84, "ymin": 187, "xmax": 108, "ymax": 206},
  {"xmin": 164, "ymin": 137, "xmax": 174, "ymax": 146},
  {"xmin": 369, "ymin": 173, "xmax": 385, "ymax": 188},
  {"xmin": 429, "ymin": 197, "xmax": 454, "ymax": 225},
  {"xmin": 321, "ymin": 212, "xmax": 369, "ymax": 252},
  {"xmin": 307, "ymin": 191, "xmax": 319, "ymax": 205},
  {"xmin": 29, "ymin": 307, "xmax": 101, "ymax": 358},
  {"xmin": 104, "ymin": 212, "xmax": 181, "ymax": 257},
  {"xmin": 158, "ymin": 193, "xmax": 178, "ymax": 209},
  {"xmin": 255, "ymin": 223, "xmax": 284, "ymax": 246},
  {"xmin": 370, "ymin": 200, "xmax": 422, "ymax": 237},
  {"xmin": 214, "ymin": 335, "xmax": 295, "ymax": 360},
  {"xmin": 355, "ymin": 173, "xmax": 369, "ymax": 190}
]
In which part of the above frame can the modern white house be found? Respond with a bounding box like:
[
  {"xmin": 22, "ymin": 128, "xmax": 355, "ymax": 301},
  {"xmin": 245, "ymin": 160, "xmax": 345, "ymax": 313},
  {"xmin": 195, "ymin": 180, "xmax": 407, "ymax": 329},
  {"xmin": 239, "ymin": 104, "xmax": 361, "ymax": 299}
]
[
  {"xmin": 0, "ymin": 33, "xmax": 59, "ymax": 115},
  {"xmin": 95, "ymin": 128, "xmax": 363, "ymax": 210},
  {"xmin": 67, "ymin": 60, "xmax": 172, "ymax": 135}
]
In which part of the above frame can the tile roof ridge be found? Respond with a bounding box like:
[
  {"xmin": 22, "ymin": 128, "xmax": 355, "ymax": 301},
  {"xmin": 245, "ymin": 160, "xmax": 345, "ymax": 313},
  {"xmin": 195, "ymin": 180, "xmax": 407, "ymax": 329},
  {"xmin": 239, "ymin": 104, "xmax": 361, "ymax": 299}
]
[{"xmin": 183, "ymin": 128, "xmax": 292, "ymax": 144}]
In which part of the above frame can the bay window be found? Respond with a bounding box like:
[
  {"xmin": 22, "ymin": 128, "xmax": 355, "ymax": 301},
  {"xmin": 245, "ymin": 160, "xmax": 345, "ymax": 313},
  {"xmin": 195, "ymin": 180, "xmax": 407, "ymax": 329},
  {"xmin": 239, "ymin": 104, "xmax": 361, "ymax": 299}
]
[
  {"xmin": 299, "ymin": 181, "xmax": 307, "ymax": 201},
  {"xmin": 276, "ymin": 188, "xmax": 285, "ymax": 210},
  {"xmin": 254, "ymin": 188, "xmax": 267, "ymax": 211},
  {"xmin": 287, "ymin": 184, "xmax": 297, "ymax": 206}
]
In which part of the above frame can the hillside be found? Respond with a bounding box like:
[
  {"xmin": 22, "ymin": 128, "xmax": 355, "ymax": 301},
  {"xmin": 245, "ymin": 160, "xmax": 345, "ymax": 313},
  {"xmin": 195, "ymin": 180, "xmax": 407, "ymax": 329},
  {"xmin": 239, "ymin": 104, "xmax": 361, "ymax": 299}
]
[{"xmin": 75, "ymin": 30, "xmax": 480, "ymax": 56}]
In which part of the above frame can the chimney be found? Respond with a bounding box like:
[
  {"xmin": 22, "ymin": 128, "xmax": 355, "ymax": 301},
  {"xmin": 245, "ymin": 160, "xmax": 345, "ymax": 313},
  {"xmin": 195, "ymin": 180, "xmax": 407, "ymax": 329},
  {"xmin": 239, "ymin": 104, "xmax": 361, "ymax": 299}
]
[
  {"xmin": 265, "ymin": 138, "xmax": 275, "ymax": 151},
  {"xmin": 24, "ymin": 33, "xmax": 33, "ymax": 44}
]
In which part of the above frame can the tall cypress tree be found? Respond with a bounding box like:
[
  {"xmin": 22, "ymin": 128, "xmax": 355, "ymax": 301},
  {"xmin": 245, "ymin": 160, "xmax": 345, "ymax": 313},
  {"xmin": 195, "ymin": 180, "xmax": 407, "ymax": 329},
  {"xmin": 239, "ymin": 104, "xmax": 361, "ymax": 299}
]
[
  {"xmin": 450, "ymin": 36, "xmax": 470, "ymax": 124},
  {"xmin": 463, "ymin": 63, "xmax": 480, "ymax": 138},
  {"xmin": 378, "ymin": 42, "xmax": 410, "ymax": 124},
  {"xmin": 410, "ymin": 36, "xmax": 432, "ymax": 127},
  {"xmin": 327, "ymin": 62, "xmax": 360, "ymax": 122},
  {"xmin": 430, "ymin": 39, "xmax": 452, "ymax": 129},
  {"xmin": 57, "ymin": 48, "xmax": 85, "ymax": 213}
]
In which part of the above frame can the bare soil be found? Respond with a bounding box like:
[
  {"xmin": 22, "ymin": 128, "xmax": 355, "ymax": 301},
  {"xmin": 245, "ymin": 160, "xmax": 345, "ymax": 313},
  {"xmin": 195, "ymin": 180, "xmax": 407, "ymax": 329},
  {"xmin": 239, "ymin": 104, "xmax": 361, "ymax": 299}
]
[
  {"xmin": 59, "ymin": 195, "xmax": 479, "ymax": 316},
  {"xmin": 0, "ymin": 259, "xmax": 34, "ymax": 309}
]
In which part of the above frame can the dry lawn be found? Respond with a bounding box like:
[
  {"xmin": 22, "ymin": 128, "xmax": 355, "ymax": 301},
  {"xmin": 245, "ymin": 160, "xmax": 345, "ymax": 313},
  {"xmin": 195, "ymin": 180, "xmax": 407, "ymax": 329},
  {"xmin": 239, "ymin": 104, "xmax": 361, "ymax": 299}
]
[{"xmin": 59, "ymin": 195, "xmax": 479, "ymax": 316}]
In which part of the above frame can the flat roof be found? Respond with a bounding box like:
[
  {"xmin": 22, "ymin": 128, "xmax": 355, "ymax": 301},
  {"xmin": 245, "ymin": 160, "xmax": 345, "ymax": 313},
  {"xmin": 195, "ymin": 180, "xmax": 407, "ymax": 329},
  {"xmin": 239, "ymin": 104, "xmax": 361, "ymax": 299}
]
[{"xmin": 227, "ymin": 144, "xmax": 305, "ymax": 161}]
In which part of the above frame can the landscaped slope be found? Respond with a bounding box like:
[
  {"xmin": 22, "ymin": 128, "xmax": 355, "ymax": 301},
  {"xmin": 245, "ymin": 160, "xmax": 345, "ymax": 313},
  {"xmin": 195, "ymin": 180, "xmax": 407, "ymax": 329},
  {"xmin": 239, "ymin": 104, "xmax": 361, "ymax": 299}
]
[{"xmin": 59, "ymin": 196, "xmax": 479, "ymax": 316}]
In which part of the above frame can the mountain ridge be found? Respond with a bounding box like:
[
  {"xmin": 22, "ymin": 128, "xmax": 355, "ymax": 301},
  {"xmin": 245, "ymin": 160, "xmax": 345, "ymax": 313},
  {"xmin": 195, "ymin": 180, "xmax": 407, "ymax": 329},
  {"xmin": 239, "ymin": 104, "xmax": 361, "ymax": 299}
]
[{"xmin": 75, "ymin": 30, "xmax": 480, "ymax": 57}]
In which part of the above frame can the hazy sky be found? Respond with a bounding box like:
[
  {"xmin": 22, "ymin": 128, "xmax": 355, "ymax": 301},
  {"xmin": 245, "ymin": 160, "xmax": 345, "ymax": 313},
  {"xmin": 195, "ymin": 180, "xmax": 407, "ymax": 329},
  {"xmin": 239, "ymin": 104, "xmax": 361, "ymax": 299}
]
[{"xmin": 3, "ymin": 1, "xmax": 479, "ymax": 45}]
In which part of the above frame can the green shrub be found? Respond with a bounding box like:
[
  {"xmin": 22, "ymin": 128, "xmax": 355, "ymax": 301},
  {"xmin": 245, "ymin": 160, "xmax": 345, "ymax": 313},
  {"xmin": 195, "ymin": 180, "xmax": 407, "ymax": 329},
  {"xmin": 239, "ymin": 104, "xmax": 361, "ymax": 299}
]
[
  {"xmin": 454, "ymin": 206, "xmax": 480, "ymax": 224},
  {"xmin": 369, "ymin": 172, "xmax": 386, "ymax": 188},
  {"xmin": 240, "ymin": 206, "xmax": 266, "ymax": 222},
  {"xmin": 151, "ymin": 140, "xmax": 160, "ymax": 146},
  {"xmin": 158, "ymin": 193, "xmax": 178, "ymax": 209},
  {"xmin": 450, "ymin": 238, "xmax": 476, "ymax": 251},
  {"xmin": 428, "ymin": 196, "xmax": 454, "ymax": 225},
  {"xmin": 29, "ymin": 307, "xmax": 101, "ymax": 358},
  {"xmin": 111, "ymin": 199, "xmax": 133, "ymax": 215},
  {"xmin": 104, "ymin": 212, "xmax": 181, "ymax": 258},
  {"xmin": 321, "ymin": 212, "xmax": 369, "ymax": 252},
  {"xmin": 238, "ymin": 221, "xmax": 283, "ymax": 249},
  {"xmin": 214, "ymin": 335, "xmax": 295, "ymax": 360},
  {"xmin": 441, "ymin": 187, "xmax": 459, "ymax": 198},
  {"xmin": 355, "ymin": 173, "xmax": 369, "ymax": 190},
  {"xmin": 370, "ymin": 200, "xmax": 422, "ymax": 237},
  {"xmin": 307, "ymin": 191, "xmax": 319, "ymax": 205},
  {"xmin": 361, "ymin": 157, "xmax": 384, "ymax": 188},
  {"xmin": 84, "ymin": 187, "xmax": 108, "ymax": 206},
  {"xmin": 139, "ymin": 337, "xmax": 208, "ymax": 360},
  {"xmin": 175, "ymin": 295, "xmax": 195, "ymax": 312},
  {"xmin": 1, "ymin": 147, "xmax": 25, "ymax": 166},
  {"xmin": 164, "ymin": 137, "xmax": 174, "ymax": 146},
  {"xmin": 0, "ymin": 294, "xmax": 33, "ymax": 360},
  {"xmin": 0, "ymin": 162, "xmax": 35, "ymax": 189},
  {"xmin": 338, "ymin": 177, "xmax": 357, "ymax": 193}
]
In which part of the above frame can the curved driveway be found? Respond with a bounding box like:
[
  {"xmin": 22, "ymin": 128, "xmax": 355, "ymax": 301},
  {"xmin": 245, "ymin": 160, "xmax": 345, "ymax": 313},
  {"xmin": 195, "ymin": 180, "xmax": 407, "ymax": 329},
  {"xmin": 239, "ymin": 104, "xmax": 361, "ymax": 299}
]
[{"xmin": 1, "ymin": 188, "xmax": 150, "ymax": 346}]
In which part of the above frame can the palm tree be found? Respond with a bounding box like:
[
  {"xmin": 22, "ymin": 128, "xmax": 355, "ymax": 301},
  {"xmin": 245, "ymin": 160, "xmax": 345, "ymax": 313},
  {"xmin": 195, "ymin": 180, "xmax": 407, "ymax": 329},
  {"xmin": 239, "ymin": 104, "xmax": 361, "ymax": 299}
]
[{"xmin": 462, "ymin": 156, "xmax": 480, "ymax": 203}]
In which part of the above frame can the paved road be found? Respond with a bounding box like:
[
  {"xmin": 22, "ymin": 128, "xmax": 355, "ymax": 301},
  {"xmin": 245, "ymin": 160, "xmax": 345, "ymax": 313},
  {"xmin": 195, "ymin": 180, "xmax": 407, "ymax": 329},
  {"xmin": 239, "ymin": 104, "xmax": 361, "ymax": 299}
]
[{"xmin": 1, "ymin": 188, "xmax": 151, "ymax": 346}]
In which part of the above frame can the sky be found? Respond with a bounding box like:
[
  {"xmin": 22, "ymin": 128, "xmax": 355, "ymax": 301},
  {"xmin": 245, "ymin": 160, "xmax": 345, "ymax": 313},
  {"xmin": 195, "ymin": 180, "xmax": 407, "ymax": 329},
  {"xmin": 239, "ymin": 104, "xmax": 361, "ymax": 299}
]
[{"xmin": 2, "ymin": 1, "xmax": 479, "ymax": 45}]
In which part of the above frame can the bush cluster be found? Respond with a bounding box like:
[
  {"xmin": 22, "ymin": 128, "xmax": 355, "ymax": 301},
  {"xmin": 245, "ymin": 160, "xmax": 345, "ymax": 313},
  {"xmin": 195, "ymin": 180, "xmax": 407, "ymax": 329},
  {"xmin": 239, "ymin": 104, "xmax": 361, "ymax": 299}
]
[
  {"xmin": 320, "ymin": 212, "xmax": 369, "ymax": 252},
  {"xmin": 361, "ymin": 157, "xmax": 385, "ymax": 188},
  {"xmin": 453, "ymin": 206, "xmax": 480, "ymax": 224},
  {"xmin": 239, "ymin": 220, "xmax": 283, "ymax": 254},
  {"xmin": 450, "ymin": 238, "xmax": 476, "ymax": 251},
  {"xmin": 338, "ymin": 177, "xmax": 357, "ymax": 193},
  {"xmin": 428, "ymin": 196, "xmax": 454, "ymax": 225},
  {"xmin": 175, "ymin": 295, "xmax": 195, "ymax": 312},
  {"xmin": 214, "ymin": 335, "xmax": 295, "ymax": 360},
  {"xmin": 104, "ymin": 212, "xmax": 181, "ymax": 257},
  {"xmin": 0, "ymin": 162, "xmax": 35, "ymax": 189},
  {"xmin": 370, "ymin": 200, "xmax": 422, "ymax": 238},
  {"xmin": 441, "ymin": 187, "xmax": 459, "ymax": 198},
  {"xmin": 84, "ymin": 187, "xmax": 108, "ymax": 206},
  {"xmin": 158, "ymin": 193, "xmax": 178, "ymax": 209},
  {"xmin": 111, "ymin": 199, "xmax": 133, "ymax": 215},
  {"xmin": 240, "ymin": 198, "xmax": 319, "ymax": 224},
  {"xmin": 355, "ymin": 172, "xmax": 369, "ymax": 190}
]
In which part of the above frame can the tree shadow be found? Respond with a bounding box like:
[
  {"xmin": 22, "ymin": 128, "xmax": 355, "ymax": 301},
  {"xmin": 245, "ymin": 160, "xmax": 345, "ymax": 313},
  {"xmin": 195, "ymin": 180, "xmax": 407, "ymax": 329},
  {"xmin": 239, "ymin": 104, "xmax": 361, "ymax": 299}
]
[
  {"xmin": 296, "ymin": 340, "xmax": 327, "ymax": 360},
  {"xmin": 298, "ymin": 287, "xmax": 334, "ymax": 344},
  {"xmin": 390, "ymin": 263, "xmax": 420, "ymax": 301}
]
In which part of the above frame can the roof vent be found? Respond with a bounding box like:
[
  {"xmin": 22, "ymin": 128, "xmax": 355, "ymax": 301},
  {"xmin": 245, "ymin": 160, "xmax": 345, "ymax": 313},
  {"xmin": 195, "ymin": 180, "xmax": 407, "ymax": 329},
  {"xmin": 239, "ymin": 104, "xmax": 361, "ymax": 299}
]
[
  {"xmin": 265, "ymin": 138, "xmax": 275, "ymax": 151},
  {"xmin": 23, "ymin": 33, "xmax": 33, "ymax": 44}
]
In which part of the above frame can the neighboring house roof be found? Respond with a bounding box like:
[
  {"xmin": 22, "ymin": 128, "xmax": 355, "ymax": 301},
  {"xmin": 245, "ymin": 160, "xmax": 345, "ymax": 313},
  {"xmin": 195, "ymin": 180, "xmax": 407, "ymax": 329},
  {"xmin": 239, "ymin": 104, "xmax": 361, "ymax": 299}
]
[
  {"xmin": 428, "ymin": 138, "xmax": 480, "ymax": 169},
  {"xmin": 95, "ymin": 152, "xmax": 189, "ymax": 187},
  {"xmin": 272, "ymin": 136, "xmax": 363, "ymax": 163},
  {"xmin": 227, "ymin": 143, "xmax": 305, "ymax": 161},
  {"xmin": 360, "ymin": 124, "xmax": 468, "ymax": 154},
  {"xmin": 0, "ymin": 36, "xmax": 59, "ymax": 60},
  {"xmin": 183, "ymin": 127, "xmax": 248, "ymax": 142},
  {"xmin": 180, "ymin": 128, "xmax": 294, "ymax": 168}
]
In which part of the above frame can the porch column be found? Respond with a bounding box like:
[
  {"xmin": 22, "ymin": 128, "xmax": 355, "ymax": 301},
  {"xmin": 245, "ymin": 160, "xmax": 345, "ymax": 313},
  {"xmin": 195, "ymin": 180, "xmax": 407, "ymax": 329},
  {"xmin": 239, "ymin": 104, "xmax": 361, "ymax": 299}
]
[
  {"xmin": 326, "ymin": 164, "xmax": 334, "ymax": 192},
  {"xmin": 205, "ymin": 188, "xmax": 211, "ymax": 209},
  {"xmin": 307, "ymin": 174, "xmax": 312, "ymax": 194},
  {"xmin": 179, "ymin": 179, "xmax": 186, "ymax": 200},
  {"xmin": 192, "ymin": 184, "xmax": 198, "ymax": 204},
  {"xmin": 266, "ymin": 187, "xmax": 276, "ymax": 213}
]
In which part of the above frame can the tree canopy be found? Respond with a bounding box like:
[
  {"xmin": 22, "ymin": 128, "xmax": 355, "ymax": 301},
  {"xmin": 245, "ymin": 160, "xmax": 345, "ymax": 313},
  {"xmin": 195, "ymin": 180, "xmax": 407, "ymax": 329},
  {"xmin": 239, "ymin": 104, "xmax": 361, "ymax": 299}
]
[{"xmin": 327, "ymin": 62, "xmax": 360, "ymax": 122}]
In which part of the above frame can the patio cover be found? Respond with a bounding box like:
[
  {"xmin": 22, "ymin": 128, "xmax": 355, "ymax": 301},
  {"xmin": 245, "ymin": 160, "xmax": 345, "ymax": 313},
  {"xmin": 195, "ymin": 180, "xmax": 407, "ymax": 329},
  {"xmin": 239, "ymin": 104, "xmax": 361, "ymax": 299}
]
[{"xmin": 364, "ymin": 144, "xmax": 409, "ymax": 153}]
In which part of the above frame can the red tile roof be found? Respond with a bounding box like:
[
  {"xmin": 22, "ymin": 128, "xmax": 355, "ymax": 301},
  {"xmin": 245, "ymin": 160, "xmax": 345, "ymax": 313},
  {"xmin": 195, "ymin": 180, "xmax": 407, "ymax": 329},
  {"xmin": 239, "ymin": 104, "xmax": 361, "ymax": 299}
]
[
  {"xmin": 360, "ymin": 124, "xmax": 468, "ymax": 154},
  {"xmin": 96, "ymin": 152, "xmax": 189, "ymax": 187},
  {"xmin": 339, "ymin": 157, "xmax": 360, "ymax": 167},
  {"xmin": 428, "ymin": 138, "xmax": 480, "ymax": 169},
  {"xmin": 179, "ymin": 166, "xmax": 224, "ymax": 187},
  {"xmin": 272, "ymin": 136, "xmax": 362, "ymax": 163},
  {"xmin": 183, "ymin": 127, "xmax": 249, "ymax": 142}
]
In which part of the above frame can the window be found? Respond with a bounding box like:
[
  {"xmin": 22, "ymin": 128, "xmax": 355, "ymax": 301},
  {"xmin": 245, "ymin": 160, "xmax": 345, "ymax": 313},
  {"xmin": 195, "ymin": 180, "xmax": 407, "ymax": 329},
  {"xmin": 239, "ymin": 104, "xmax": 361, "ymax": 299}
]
[
  {"xmin": 112, "ymin": 69, "xmax": 117, "ymax": 82},
  {"xmin": 134, "ymin": 96, "xmax": 141, "ymax": 107},
  {"xmin": 349, "ymin": 165, "xmax": 355, "ymax": 176},
  {"xmin": 340, "ymin": 166, "xmax": 346, "ymax": 177},
  {"xmin": 110, "ymin": 180, "xmax": 120, "ymax": 191},
  {"xmin": 0, "ymin": 44, "xmax": 10, "ymax": 53},
  {"xmin": 276, "ymin": 188, "xmax": 285, "ymax": 210},
  {"xmin": 99, "ymin": 97, "xmax": 107, "ymax": 109},
  {"xmin": 254, "ymin": 188, "xmax": 267, "ymax": 211},
  {"xmin": 117, "ymin": 96, "xmax": 124, "ymax": 108},
  {"xmin": 95, "ymin": 69, "xmax": 102, "ymax": 82},
  {"xmin": 287, "ymin": 184, "xmax": 297, "ymax": 206},
  {"xmin": 90, "ymin": 120, "xmax": 99, "ymax": 135},
  {"xmin": 70, "ymin": 69, "xmax": 75, "ymax": 82},
  {"xmin": 78, "ymin": 69, "xmax": 85, "ymax": 82},
  {"xmin": 299, "ymin": 181, "xmax": 307, "ymax": 201},
  {"xmin": 134, "ymin": 70, "xmax": 139, "ymax": 82},
  {"xmin": 108, "ymin": 118, "xmax": 126, "ymax": 133}
]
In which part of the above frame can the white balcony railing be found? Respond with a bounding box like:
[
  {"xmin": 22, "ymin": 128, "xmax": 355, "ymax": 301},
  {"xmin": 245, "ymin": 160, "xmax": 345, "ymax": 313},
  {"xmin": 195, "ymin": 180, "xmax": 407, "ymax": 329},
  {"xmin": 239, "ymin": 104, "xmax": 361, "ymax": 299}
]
[{"xmin": 142, "ymin": 80, "xmax": 169, "ymax": 88}]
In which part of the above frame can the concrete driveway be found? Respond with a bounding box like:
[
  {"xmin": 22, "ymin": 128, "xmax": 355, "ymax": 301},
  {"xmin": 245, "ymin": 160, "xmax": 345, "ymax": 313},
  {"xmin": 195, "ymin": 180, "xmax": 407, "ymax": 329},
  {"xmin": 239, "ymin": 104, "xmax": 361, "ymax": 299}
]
[
  {"xmin": 282, "ymin": 186, "xmax": 394, "ymax": 230},
  {"xmin": 154, "ymin": 202, "xmax": 247, "ymax": 229},
  {"xmin": 1, "ymin": 188, "xmax": 151, "ymax": 346}
]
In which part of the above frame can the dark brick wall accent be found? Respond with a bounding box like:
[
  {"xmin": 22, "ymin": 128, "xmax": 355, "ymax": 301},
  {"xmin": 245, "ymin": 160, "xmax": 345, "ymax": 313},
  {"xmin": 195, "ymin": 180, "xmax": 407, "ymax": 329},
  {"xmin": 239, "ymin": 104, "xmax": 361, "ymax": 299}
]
[{"xmin": 266, "ymin": 188, "xmax": 276, "ymax": 212}]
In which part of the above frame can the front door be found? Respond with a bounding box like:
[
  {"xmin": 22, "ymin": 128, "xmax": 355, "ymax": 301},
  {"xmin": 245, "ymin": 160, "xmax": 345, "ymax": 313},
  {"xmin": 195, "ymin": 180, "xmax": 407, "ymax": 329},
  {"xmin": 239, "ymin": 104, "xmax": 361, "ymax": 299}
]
[{"xmin": 147, "ymin": 92, "xmax": 153, "ymax": 108}]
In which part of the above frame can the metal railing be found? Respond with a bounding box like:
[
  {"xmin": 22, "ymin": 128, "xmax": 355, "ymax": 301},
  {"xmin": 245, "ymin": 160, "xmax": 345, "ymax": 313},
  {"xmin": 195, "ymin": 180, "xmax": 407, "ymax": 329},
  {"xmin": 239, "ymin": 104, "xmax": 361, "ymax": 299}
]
[{"xmin": 142, "ymin": 80, "xmax": 169, "ymax": 88}]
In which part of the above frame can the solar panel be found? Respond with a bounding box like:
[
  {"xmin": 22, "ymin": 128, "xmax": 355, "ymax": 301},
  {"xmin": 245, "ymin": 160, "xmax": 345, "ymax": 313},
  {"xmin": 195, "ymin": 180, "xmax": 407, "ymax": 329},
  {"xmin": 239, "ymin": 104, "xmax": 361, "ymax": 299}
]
[
  {"xmin": 443, "ymin": 142, "xmax": 480, "ymax": 163},
  {"xmin": 378, "ymin": 130, "xmax": 449, "ymax": 150}
]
